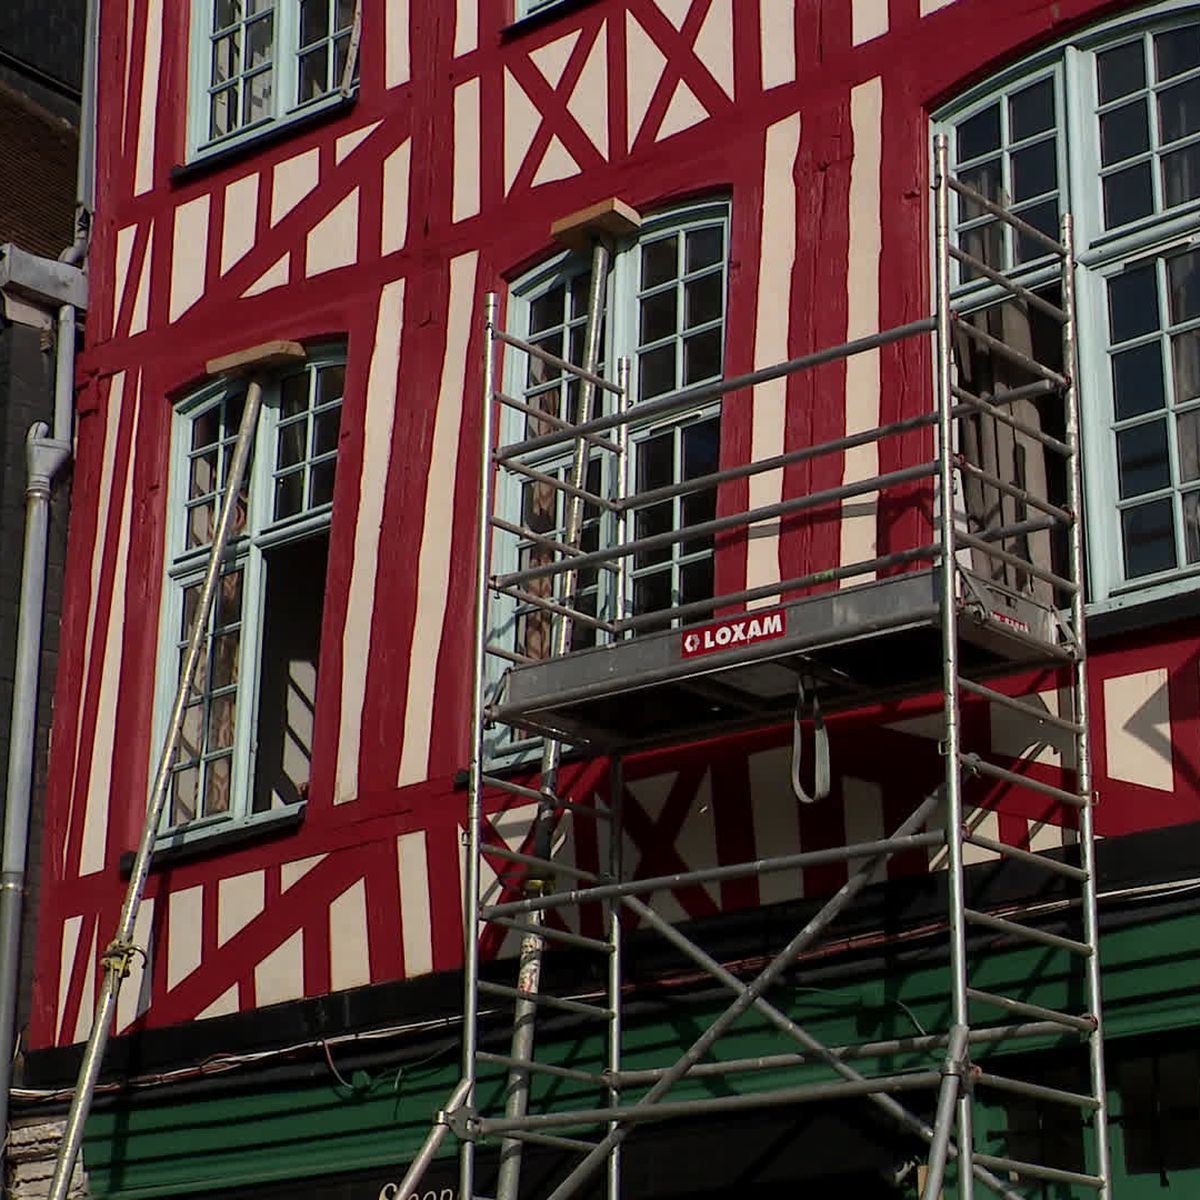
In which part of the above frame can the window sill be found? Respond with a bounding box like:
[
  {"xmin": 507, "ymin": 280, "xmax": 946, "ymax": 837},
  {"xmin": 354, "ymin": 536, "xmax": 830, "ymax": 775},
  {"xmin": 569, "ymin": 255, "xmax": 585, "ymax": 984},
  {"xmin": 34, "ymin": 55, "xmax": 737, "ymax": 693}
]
[
  {"xmin": 171, "ymin": 93, "xmax": 357, "ymax": 186},
  {"xmin": 1087, "ymin": 579, "xmax": 1200, "ymax": 642},
  {"xmin": 119, "ymin": 803, "xmax": 306, "ymax": 877}
]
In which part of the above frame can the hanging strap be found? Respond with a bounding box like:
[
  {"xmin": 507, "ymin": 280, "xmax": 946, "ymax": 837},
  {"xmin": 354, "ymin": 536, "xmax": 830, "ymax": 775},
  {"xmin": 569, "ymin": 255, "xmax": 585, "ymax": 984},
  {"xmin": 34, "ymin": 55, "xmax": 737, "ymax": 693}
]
[{"xmin": 791, "ymin": 678, "xmax": 830, "ymax": 804}]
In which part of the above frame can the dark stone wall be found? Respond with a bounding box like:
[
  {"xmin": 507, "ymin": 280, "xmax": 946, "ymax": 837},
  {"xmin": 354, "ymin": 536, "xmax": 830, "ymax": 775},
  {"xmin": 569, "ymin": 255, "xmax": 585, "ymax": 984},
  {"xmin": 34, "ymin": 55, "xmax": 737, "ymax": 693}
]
[{"xmin": 0, "ymin": 0, "xmax": 85, "ymax": 92}]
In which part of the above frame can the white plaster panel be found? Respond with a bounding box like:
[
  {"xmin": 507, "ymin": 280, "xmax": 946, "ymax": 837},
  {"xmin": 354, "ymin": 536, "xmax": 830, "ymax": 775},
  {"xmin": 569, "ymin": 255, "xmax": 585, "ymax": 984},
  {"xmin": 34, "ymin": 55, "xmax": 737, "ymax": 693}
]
[
  {"xmin": 530, "ymin": 29, "xmax": 580, "ymax": 89},
  {"xmin": 134, "ymin": 0, "xmax": 162, "ymax": 196},
  {"xmin": 398, "ymin": 830, "xmax": 434, "ymax": 976},
  {"xmin": 386, "ymin": 0, "xmax": 411, "ymax": 87},
  {"xmin": 115, "ymin": 899, "xmax": 155, "ymax": 1033},
  {"xmin": 221, "ymin": 174, "xmax": 259, "ymax": 274},
  {"xmin": 382, "ymin": 141, "xmax": 411, "ymax": 255},
  {"xmin": 657, "ymin": 80, "xmax": 708, "ymax": 140},
  {"xmin": 113, "ymin": 224, "xmax": 137, "ymax": 332},
  {"xmin": 306, "ymin": 189, "xmax": 360, "ymax": 276},
  {"xmin": 454, "ymin": 0, "xmax": 478, "ymax": 56},
  {"xmin": 335, "ymin": 279, "xmax": 404, "ymax": 803},
  {"xmin": 130, "ymin": 226, "xmax": 152, "ymax": 335},
  {"xmin": 218, "ymin": 870, "xmax": 266, "ymax": 946},
  {"xmin": 167, "ymin": 885, "xmax": 203, "ymax": 990},
  {"xmin": 271, "ymin": 148, "xmax": 320, "ymax": 225},
  {"xmin": 626, "ymin": 12, "xmax": 667, "ymax": 145},
  {"xmin": 504, "ymin": 69, "xmax": 541, "ymax": 194},
  {"xmin": 197, "ymin": 984, "xmax": 240, "ymax": 1020},
  {"xmin": 989, "ymin": 688, "xmax": 1072, "ymax": 769},
  {"xmin": 56, "ymin": 915, "xmax": 82, "ymax": 1043},
  {"xmin": 749, "ymin": 746, "xmax": 803, "ymax": 904},
  {"xmin": 169, "ymin": 195, "xmax": 210, "ymax": 322},
  {"xmin": 920, "ymin": 0, "xmax": 957, "ymax": 12},
  {"xmin": 852, "ymin": 0, "xmax": 889, "ymax": 45},
  {"xmin": 329, "ymin": 879, "xmax": 371, "ymax": 992},
  {"xmin": 453, "ymin": 78, "xmax": 481, "ymax": 221},
  {"xmin": 281, "ymin": 853, "xmax": 326, "ymax": 890},
  {"xmin": 72, "ymin": 925, "xmax": 98, "ymax": 1044},
  {"xmin": 657, "ymin": 0, "xmax": 690, "ymax": 29},
  {"xmin": 694, "ymin": 0, "xmax": 734, "ymax": 98},
  {"xmin": 567, "ymin": 25, "xmax": 608, "ymax": 158},
  {"xmin": 336, "ymin": 120, "xmax": 382, "ymax": 164},
  {"xmin": 746, "ymin": 113, "xmax": 800, "ymax": 603},
  {"xmin": 243, "ymin": 253, "xmax": 290, "ymax": 297},
  {"xmin": 1104, "ymin": 669, "xmax": 1173, "ymax": 792},
  {"xmin": 531, "ymin": 136, "xmax": 580, "ymax": 186},
  {"xmin": 397, "ymin": 253, "xmax": 479, "ymax": 786},
  {"xmin": 840, "ymin": 77, "xmax": 883, "ymax": 579},
  {"xmin": 255, "ymin": 929, "xmax": 305, "ymax": 1007},
  {"xmin": 961, "ymin": 809, "xmax": 1002, "ymax": 865},
  {"xmin": 761, "ymin": 0, "xmax": 796, "ymax": 90},
  {"xmin": 843, "ymin": 777, "xmax": 885, "ymax": 883}
]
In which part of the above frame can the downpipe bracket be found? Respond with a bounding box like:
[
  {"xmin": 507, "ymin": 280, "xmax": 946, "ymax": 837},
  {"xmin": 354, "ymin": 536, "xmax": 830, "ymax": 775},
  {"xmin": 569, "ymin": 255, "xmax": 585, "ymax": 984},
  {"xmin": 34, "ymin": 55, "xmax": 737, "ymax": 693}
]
[{"xmin": 26, "ymin": 422, "xmax": 72, "ymax": 497}]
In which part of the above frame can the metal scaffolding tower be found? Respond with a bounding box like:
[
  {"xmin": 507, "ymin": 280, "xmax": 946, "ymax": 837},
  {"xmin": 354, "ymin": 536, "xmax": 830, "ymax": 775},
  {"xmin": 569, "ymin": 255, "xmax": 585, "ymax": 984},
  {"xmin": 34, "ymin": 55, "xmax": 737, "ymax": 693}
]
[{"xmin": 403, "ymin": 136, "xmax": 1111, "ymax": 1199}]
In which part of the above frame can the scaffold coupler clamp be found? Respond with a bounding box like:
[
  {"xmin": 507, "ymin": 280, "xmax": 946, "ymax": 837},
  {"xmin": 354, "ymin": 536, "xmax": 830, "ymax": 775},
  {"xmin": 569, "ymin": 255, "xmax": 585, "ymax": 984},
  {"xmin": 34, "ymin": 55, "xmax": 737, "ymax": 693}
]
[
  {"xmin": 100, "ymin": 938, "xmax": 144, "ymax": 980},
  {"xmin": 941, "ymin": 1023, "xmax": 972, "ymax": 1087},
  {"xmin": 791, "ymin": 677, "xmax": 830, "ymax": 804},
  {"xmin": 444, "ymin": 1103, "xmax": 480, "ymax": 1141}
]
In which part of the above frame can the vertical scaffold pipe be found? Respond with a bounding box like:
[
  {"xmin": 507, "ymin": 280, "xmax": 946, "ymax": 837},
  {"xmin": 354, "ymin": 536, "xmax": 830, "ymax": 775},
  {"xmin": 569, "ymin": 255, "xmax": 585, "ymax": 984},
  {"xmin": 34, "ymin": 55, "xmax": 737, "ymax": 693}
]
[
  {"xmin": 933, "ymin": 133, "xmax": 975, "ymax": 1200},
  {"xmin": 1060, "ymin": 212, "xmax": 1111, "ymax": 1197},
  {"xmin": 462, "ymin": 293, "xmax": 500, "ymax": 1200}
]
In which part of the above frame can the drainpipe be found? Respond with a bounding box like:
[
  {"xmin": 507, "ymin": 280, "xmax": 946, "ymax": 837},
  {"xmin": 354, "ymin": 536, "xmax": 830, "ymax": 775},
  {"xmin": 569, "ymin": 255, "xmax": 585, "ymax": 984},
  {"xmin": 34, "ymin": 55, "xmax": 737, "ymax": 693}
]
[{"xmin": 0, "ymin": 0, "xmax": 97, "ymax": 1173}]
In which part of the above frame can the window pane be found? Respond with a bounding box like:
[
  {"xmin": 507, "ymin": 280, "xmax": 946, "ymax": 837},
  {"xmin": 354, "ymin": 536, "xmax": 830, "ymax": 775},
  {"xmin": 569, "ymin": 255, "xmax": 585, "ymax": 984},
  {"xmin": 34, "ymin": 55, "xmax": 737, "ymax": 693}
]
[
  {"xmin": 188, "ymin": 500, "xmax": 215, "ymax": 548},
  {"xmin": 635, "ymin": 502, "xmax": 672, "ymax": 568},
  {"xmin": 680, "ymin": 558, "xmax": 714, "ymax": 607},
  {"xmin": 1103, "ymin": 161, "xmax": 1155, "ymax": 227},
  {"xmin": 1178, "ymin": 410, "xmax": 1200, "ymax": 481},
  {"xmin": 530, "ymin": 285, "xmax": 565, "ymax": 335},
  {"xmin": 216, "ymin": 568, "xmax": 243, "ymax": 628},
  {"xmin": 310, "ymin": 459, "xmax": 336, "ymax": 507},
  {"xmin": 318, "ymin": 364, "xmax": 345, "ymax": 406},
  {"xmin": 180, "ymin": 703, "xmax": 204, "ymax": 761},
  {"xmin": 214, "ymin": 0, "xmax": 242, "ymax": 30},
  {"xmin": 685, "ymin": 226, "xmax": 723, "ymax": 272},
  {"xmin": 172, "ymin": 767, "xmax": 199, "ymax": 825},
  {"xmin": 642, "ymin": 237, "xmax": 678, "ymax": 288},
  {"xmin": 244, "ymin": 68, "xmax": 273, "ymax": 124},
  {"xmin": 639, "ymin": 344, "xmax": 675, "ymax": 401},
  {"xmin": 1011, "ymin": 139, "xmax": 1056, "ymax": 201},
  {"xmin": 639, "ymin": 289, "xmax": 677, "ymax": 345},
  {"xmin": 1185, "ymin": 490, "xmax": 1200, "ymax": 562},
  {"xmin": 208, "ymin": 694, "xmax": 237, "ymax": 750},
  {"xmin": 1158, "ymin": 76, "xmax": 1200, "ymax": 144},
  {"xmin": 190, "ymin": 451, "xmax": 217, "ymax": 500},
  {"xmin": 638, "ymin": 431, "xmax": 674, "ymax": 491},
  {"xmin": 1162, "ymin": 142, "xmax": 1200, "ymax": 208},
  {"xmin": 1112, "ymin": 343, "xmax": 1165, "ymax": 420},
  {"xmin": 961, "ymin": 220, "xmax": 1004, "ymax": 277},
  {"xmin": 1099, "ymin": 99, "xmax": 1149, "ymax": 167},
  {"xmin": 958, "ymin": 103, "xmax": 1001, "ymax": 161},
  {"xmin": 212, "ymin": 631, "xmax": 240, "ymax": 687},
  {"xmin": 683, "ymin": 418, "xmax": 720, "ymax": 478},
  {"xmin": 1099, "ymin": 40, "xmax": 1146, "ymax": 103},
  {"xmin": 206, "ymin": 755, "xmax": 232, "ymax": 815},
  {"xmin": 314, "ymin": 408, "xmax": 341, "ymax": 454},
  {"xmin": 1123, "ymin": 498, "xmax": 1176, "ymax": 577},
  {"xmin": 1156, "ymin": 25, "xmax": 1200, "ymax": 83},
  {"xmin": 336, "ymin": 0, "xmax": 355, "ymax": 29},
  {"xmin": 1173, "ymin": 330, "xmax": 1200, "ymax": 403},
  {"xmin": 300, "ymin": 0, "xmax": 329, "ymax": 46},
  {"xmin": 1109, "ymin": 266, "xmax": 1161, "ymax": 344},
  {"xmin": 568, "ymin": 273, "xmax": 592, "ymax": 319},
  {"xmin": 685, "ymin": 272, "xmax": 723, "ymax": 329},
  {"xmin": 246, "ymin": 13, "xmax": 272, "ymax": 68},
  {"xmin": 634, "ymin": 570, "xmax": 671, "ymax": 615},
  {"xmin": 1009, "ymin": 78, "xmax": 1054, "ymax": 141},
  {"xmin": 210, "ymin": 88, "xmax": 236, "ymax": 139},
  {"xmin": 1117, "ymin": 420, "xmax": 1171, "ymax": 498},
  {"xmin": 1015, "ymin": 199, "xmax": 1059, "ymax": 262},
  {"xmin": 212, "ymin": 32, "xmax": 240, "ymax": 84},
  {"xmin": 298, "ymin": 46, "xmax": 329, "ymax": 103},
  {"xmin": 683, "ymin": 328, "xmax": 722, "ymax": 386},
  {"xmin": 958, "ymin": 159, "xmax": 1002, "ymax": 221},
  {"xmin": 278, "ymin": 418, "xmax": 307, "ymax": 468}
]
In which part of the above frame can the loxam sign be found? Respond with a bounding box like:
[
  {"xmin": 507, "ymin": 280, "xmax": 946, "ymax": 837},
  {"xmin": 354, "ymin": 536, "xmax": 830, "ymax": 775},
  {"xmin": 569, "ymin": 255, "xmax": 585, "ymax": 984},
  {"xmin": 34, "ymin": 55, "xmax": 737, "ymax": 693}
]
[{"xmin": 680, "ymin": 610, "xmax": 787, "ymax": 658}]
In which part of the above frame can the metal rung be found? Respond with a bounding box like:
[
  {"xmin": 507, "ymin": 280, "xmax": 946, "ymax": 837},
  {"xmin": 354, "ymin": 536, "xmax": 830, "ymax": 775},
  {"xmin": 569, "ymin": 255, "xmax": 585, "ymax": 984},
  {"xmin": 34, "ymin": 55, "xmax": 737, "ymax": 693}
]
[
  {"xmin": 947, "ymin": 246, "xmax": 1068, "ymax": 322},
  {"xmin": 496, "ymin": 1129, "xmax": 602, "ymax": 1154},
  {"xmin": 974, "ymin": 1070, "xmax": 1100, "ymax": 1110},
  {"xmin": 954, "ymin": 377, "xmax": 1059, "ymax": 410},
  {"xmin": 953, "ymin": 318, "xmax": 1068, "ymax": 387},
  {"xmin": 494, "ymin": 392, "xmax": 622, "ymax": 453},
  {"xmin": 963, "ymin": 909, "xmax": 1093, "ymax": 957},
  {"xmin": 967, "ymin": 987, "xmax": 1096, "ymax": 1033},
  {"xmin": 953, "ymin": 387, "xmax": 1073, "ymax": 456},
  {"xmin": 481, "ymin": 774, "xmax": 554, "ymax": 803},
  {"xmin": 947, "ymin": 177, "xmax": 1067, "ymax": 256},
  {"xmin": 490, "ymin": 516, "xmax": 620, "ymax": 572},
  {"xmin": 477, "ymin": 981, "xmax": 613, "ymax": 1019},
  {"xmin": 490, "ymin": 582, "xmax": 618, "ymax": 633},
  {"xmin": 483, "ymin": 844, "xmax": 599, "ymax": 883},
  {"xmin": 955, "ymin": 532, "xmax": 1078, "ymax": 593},
  {"xmin": 493, "ymin": 329, "xmax": 623, "ymax": 394},
  {"xmin": 972, "ymin": 515, "xmax": 1062, "ymax": 545},
  {"xmin": 956, "ymin": 460, "xmax": 1074, "ymax": 524},
  {"xmin": 958, "ymin": 679, "xmax": 1083, "ymax": 736},
  {"xmin": 549, "ymin": 796, "xmax": 613, "ymax": 821},
  {"xmin": 487, "ymin": 917, "xmax": 613, "ymax": 953},
  {"xmin": 962, "ymin": 832, "xmax": 1089, "ymax": 882},
  {"xmin": 492, "ymin": 457, "xmax": 621, "ymax": 513},
  {"xmin": 972, "ymin": 1153, "xmax": 1103, "ymax": 1190},
  {"xmin": 960, "ymin": 754, "xmax": 1087, "ymax": 808},
  {"xmin": 477, "ymin": 1051, "xmax": 611, "ymax": 1087},
  {"xmin": 485, "ymin": 642, "xmax": 537, "ymax": 665}
]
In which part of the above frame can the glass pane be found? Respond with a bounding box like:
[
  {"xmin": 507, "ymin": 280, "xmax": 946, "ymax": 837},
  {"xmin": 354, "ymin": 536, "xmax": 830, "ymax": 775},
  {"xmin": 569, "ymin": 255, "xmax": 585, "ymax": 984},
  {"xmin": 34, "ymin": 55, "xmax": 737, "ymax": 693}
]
[
  {"xmin": 188, "ymin": 500, "xmax": 215, "ymax": 548},
  {"xmin": 682, "ymin": 488, "xmax": 716, "ymax": 555},
  {"xmin": 212, "ymin": 631, "xmax": 240, "ymax": 687},
  {"xmin": 526, "ymin": 331, "xmax": 563, "ymax": 388},
  {"xmin": 278, "ymin": 372, "xmax": 307, "ymax": 418},
  {"xmin": 1178, "ymin": 410, "xmax": 1200, "ymax": 481},
  {"xmin": 1015, "ymin": 199, "xmax": 1059, "ymax": 263},
  {"xmin": 684, "ymin": 328, "xmax": 722, "ymax": 386},
  {"xmin": 1156, "ymin": 25, "xmax": 1200, "ymax": 83},
  {"xmin": 639, "ymin": 290, "xmax": 677, "ymax": 346},
  {"xmin": 277, "ymin": 417, "xmax": 307, "ymax": 468},
  {"xmin": 208, "ymin": 694, "xmax": 237, "ymax": 750},
  {"xmin": 685, "ymin": 226, "xmax": 723, "ymax": 272},
  {"xmin": 1099, "ymin": 40, "xmax": 1146, "ymax": 103},
  {"xmin": 642, "ymin": 237, "xmax": 678, "ymax": 288},
  {"xmin": 210, "ymin": 87, "xmax": 236, "ymax": 139},
  {"xmin": 685, "ymin": 272, "xmax": 723, "ymax": 329},
  {"xmin": 172, "ymin": 767, "xmax": 199, "ymax": 825},
  {"xmin": 961, "ymin": 221, "xmax": 1004, "ymax": 277},
  {"xmin": 1011, "ymin": 140, "xmax": 1056, "ymax": 201},
  {"xmin": 523, "ymin": 479, "xmax": 557, "ymax": 534},
  {"xmin": 182, "ymin": 585, "xmax": 200, "ymax": 640},
  {"xmin": 180, "ymin": 703, "xmax": 204, "ymax": 761},
  {"xmin": 634, "ymin": 502, "xmax": 672, "ymax": 568},
  {"xmin": 243, "ymin": 67, "xmax": 273, "ymax": 124},
  {"xmin": 1123, "ymin": 498, "xmax": 1176, "ymax": 577},
  {"xmin": 1158, "ymin": 76, "xmax": 1200, "ymax": 144},
  {"xmin": 216, "ymin": 569, "xmax": 243, "ymax": 628},
  {"xmin": 318, "ymin": 364, "xmax": 345, "ymax": 405},
  {"xmin": 957, "ymin": 103, "xmax": 1001, "ymax": 161},
  {"xmin": 1099, "ymin": 99, "xmax": 1149, "ymax": 166},
  {"xmin": 638, "ymin": 431, "xmax": 674, "ymax": 491},
  {"xmin": 958, "ymin": 158, "xmax": 1002, "ymax": 221},
  {"xmin": 192, "ymin": 408, "xmax": 220, "ymax": 451},
  {"xmin": 212, "ymin": 32, "xmax": 240, "ymax": 84},
  {"xmin": 1103, "ymin": 161, "xmax": 1154, "ymax": 228},
  {"xmin": 1162, "ymin": 142, "xmax": 1200, "ymax": 208},
  {"xmin": 530, "ymin": 285, "xmax": 565, "ymax": 335},
  {"xmin": 1112, "ymin": 343, "xmax": 1165, "ymax": 420},
  {"xmin": 1116, "ymin": 420, "xmax": 1170, "ymax": 498},
  {"xmin": 680, "ymin": 558, "xmax": 714, "ymax": 607},
  {"xmin": 1185, "ymin": 490, "xmax": 1200, "ymax": 562},
  {"xmin": 246, "ymin": 13, "xmax": 272, "ymax": 68},
  {"xmin": 300, "ymin": 0, "xmax": 329, "ymax": 46},
  {"xmin": 205, "ymin": 755, "xmax": 232, "ymax": 815},
  {"xmin": 298, "ymin": 46, "xmax": 328, "ymax": 103},
  {"xmin": 1009, "ymin": 78, "xmax": 1055, "ymax": 141},
  {"xmin": 638, "ymin": 344, "xmax": 675, "ymax": 401},
  {"xmin": 213, "ymin": 0, "xmax": 242, "ymax": 30},
  {"xmin": 683, "ymin": 418, "xmax": 720, "ymax": 478},
  {"xmin": 275, "ymin": 470, "xmax": 303, "ymax": 519},
  {"xmin": 336, "ymin": 0, "xmax": 355, "ymax": 28},
  {"xmin": 1173, "ymin": 329, "xmax": 1200, "ymax": 403},
  {"xmin": 190, "ymin": 451, "xmax": 217, "ymax": 500},
  {"xmin": 634, "ymin": 570, "xmax": 671, "ymax": 615},
  {"xmin": 311, "ymin": 459, "xmax": 336, "ymax": 506},
  {"xmin": 314, "ymin": 408, "xmax": 341, "ymax": 455},
  {"xmin": 1108, "ymin": 265, "xmax": 1161, "ymax": 344}
]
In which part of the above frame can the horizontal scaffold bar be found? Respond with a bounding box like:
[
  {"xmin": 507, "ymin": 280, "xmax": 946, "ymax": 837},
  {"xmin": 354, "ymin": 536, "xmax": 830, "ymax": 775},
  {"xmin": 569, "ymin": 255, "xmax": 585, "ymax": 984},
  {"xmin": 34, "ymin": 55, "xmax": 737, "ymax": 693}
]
[
  {"xmin": 485, "ymin": 918, "xmax": 612, "ymax": 954},
  {"xmin": 971, "ymin": 1153, "xmax": 1103, "ymax": 1191},
  {"xmin": 963, "ymin": 908, "xmax": 1093, "ymax": 957},
  {"xmin": 953, "ymin": 318, "xmax": 1068, "ymax": 388},
  {"xmin": 477, "ymin": 981, "xmax": 613, "ymax": 1019},
  {"xmin": 960, "ymin": 832, "xmax": 1089, "ymax": 882},
  {"xmin": 493, "ymin": 329, "xmax": 624, "ymax": 395},
  {"xmin": 956, "ymin": 460, "xmax": 1074, "ymax": 524},
  {"xmin": 957, "ymin": 678, "xmax": 1083, "ymax": 735},
  {"xmin": 494, "ymin": 391, "xmax": 622, "ymax": 453},
  {"xmin": 947, "ymin": 246, "xmax": 1068, "ymax": 322},
  {"xmin": 947, "ymin": 176, "xmax": 1067, "ymax": 257},
  {"xmin": 960, "ymin": 753, "xmax": 1087, "ymax": 806},
  {"xmin": 490, "ymin": 516, "xmax": 621, "ymax": 573},
  {"xmin": 966, "ymin": 986, "xmax": 1096, "ymax": 1032},
  {"xmin": 974, "ymin": 1070, "xmax": 1100, "ymax": 1110},
  {"xmin": 953, "ymin": 387, "xmax": 1073, "ymax": 456}
]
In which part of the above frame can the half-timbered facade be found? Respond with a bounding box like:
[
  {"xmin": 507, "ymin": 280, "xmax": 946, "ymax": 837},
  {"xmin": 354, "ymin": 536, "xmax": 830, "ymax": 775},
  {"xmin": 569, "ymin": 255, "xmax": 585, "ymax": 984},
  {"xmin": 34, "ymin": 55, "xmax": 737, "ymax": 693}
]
[{"xmin": 20, "ymin": 0, "xmax": 1200, "ymax": 1196}]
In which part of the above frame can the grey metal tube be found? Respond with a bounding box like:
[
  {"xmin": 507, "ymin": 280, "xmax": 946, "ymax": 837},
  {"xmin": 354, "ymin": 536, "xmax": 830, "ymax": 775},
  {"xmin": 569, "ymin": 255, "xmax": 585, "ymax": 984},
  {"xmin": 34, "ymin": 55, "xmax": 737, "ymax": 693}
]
[
  {"xmin": 922, "ymin": 1024, "xmax": 969, "ymax": 1200},
  {"xmin": 47, "ymin": 378, "xmax": 265, "ymax": 1200},
  {"xmin": 62, "ymin": 0, "xmax": 98, "ymax": 266}
]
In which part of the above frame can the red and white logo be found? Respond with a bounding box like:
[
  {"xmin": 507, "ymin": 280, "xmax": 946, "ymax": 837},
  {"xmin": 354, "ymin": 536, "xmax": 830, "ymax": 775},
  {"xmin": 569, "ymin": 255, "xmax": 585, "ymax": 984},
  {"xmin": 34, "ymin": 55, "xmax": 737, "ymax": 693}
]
[{"xmin": 680, "ymin": 610, "xmax": 787, "ymax": 658}]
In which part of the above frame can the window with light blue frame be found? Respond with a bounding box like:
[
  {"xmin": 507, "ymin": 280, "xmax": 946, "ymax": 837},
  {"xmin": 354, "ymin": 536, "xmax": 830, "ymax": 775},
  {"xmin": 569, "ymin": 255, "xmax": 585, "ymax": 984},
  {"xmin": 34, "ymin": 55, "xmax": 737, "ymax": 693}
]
[
  {"xmin": 515, "ymin": 0, "xmax": 569, "ymax": 20},
  {"xmin": 939, "ymin": 1, "xmax": 1200, "ymax": 612},
  {"xmin": 155, "ymin": 349, "xmax": 344, "ymax": 844},
  {"xmin": 190, "ymin": 0, "xmax": 357, "ymax": 159}
]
